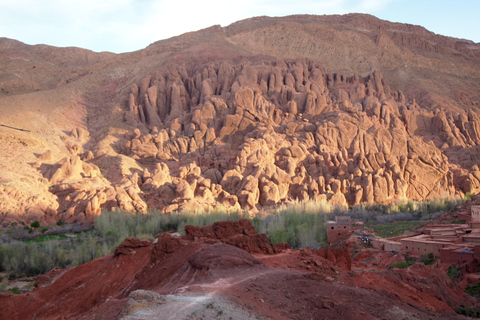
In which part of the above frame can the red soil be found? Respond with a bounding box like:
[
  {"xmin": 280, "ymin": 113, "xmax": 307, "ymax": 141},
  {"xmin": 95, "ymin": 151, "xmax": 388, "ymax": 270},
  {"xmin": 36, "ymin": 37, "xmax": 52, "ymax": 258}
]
[{"xmin": 0, "ymin": 220, "xmax": 476, "ymax": 320}]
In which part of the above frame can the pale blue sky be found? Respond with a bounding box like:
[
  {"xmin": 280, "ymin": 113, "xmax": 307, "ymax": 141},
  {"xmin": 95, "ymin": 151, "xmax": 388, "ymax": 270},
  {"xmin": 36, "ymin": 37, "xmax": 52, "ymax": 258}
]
[{"xmin": 0, "ymin": 0, "xmax": 478, "ymax": 53}]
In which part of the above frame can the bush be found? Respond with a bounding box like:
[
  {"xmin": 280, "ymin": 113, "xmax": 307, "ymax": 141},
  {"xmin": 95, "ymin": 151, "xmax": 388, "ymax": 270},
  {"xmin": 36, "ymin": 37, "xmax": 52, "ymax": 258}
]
[
  {"xmin": 447, "ymin": 265, "xmax": 463, "ymax": 281},
  {"xmin": 455, "ymin": 304, "xmax": 480, "ymax": 317},
  {"xmin": 465, "ymin": 192, "xmax": 474, "ymax": 201},
  {"xmin": 465, "ymin": 283, "xmax": 480, "ymax": 299},
  {"xmin": 389, "ymin": 252, "xmax": 416, "ymax": 269},
  {"xmin": 30, "ymin": 221, "xmax": 40, "ymax": 228},
  {"xmin": 10, "ymin": 286, "xmax": 21, "ymax": 295},
  {"xmin": 388, "ymin": 261, "xmax": 413, "ymax": 269},
  {"xmin": 0, "ymin": 195, "xmax": 466, "ymax": 280},
  {"xmin": 0, "ymin": 277, "xmax": 7, "ymax": 292},
  {"xmin": 266, "ymin": 201, "xmax": 328, "ymax": 249},
  {"xmin": 420, "ymin": 252, "xmax": 436, "ymax": 266}
]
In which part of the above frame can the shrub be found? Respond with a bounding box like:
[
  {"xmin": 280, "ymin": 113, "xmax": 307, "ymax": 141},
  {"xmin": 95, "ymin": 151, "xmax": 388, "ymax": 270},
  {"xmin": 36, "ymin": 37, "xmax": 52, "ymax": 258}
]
[
  {"xmin": 447, "ymin": 265, "xmax": 463, "ymax": 281},
  {"xmin": 455, "ymin": 304, "xmax": 480, "ymax": 317},
  {"xmin": 465, "ymin": 283, "xmax": 480, "ymax": 299},
  {"xmin": 30, "ymin": 221, "xmax": 40, "ymax": 228},
  {"xmin": 420, "ymin": 252, "xmax": 436, "ymax": 266},
  {"xmin": 0, "ymin": 195, "xmax": 466, "ymax": 280},
  {"xmin": 0, "ymin": 277, "xmax": 7, "ymax": 292},
  {"xmin": 10, "ymin": 286, "xmax": 21, "ymax": 295},
  {"xmin": 266, "ymin": 202, "xmax": 328, "ymax": 249},
  {"xmin": 389, "ymin": 252, "xmax": 416, "ymax": 269},
  {"xmin": 388, "ymin": 261, "xmax": 413, "ymax": 269},
  {"xmin": 465, "ymin": 192, "xmax": 474, "ymax": 201}
]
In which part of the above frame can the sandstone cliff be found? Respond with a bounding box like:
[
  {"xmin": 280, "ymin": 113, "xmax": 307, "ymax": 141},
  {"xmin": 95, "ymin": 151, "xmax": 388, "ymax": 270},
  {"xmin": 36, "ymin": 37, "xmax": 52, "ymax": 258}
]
[{"xmin": 0, "ymin": 14, "xmax": 479, "ymax": 224}]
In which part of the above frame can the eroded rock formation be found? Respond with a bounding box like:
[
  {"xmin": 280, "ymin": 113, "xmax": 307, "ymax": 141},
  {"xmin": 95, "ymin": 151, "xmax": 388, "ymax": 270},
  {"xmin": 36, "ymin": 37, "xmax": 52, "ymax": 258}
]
[
  {"xmin": 103, "ymin": 59, "xmax": 477, "ymax": 216},
  {"xmin": 1, "ymin": 14, "xmax": 479, "ymax": 224}
]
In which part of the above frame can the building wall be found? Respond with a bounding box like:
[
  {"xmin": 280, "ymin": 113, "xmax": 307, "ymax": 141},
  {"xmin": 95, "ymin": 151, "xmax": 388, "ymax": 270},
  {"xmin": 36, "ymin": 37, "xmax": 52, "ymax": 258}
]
[
  {"xmin": 372, "ymin": 239, "xmax": 402, "ymax": 251},
  {"xmin": 327, "ymin": 224, "xmax": 350, "ymax": 243},
  {"xmin": 401, "ymin": 240, "xmax": 447, "ymax": 256},
  {"xmin": 472, "ymin": 206, "xmax": 480, "ymax": 222},
  {"xmin": 463, "ymin": 236, "xmax": 480, "ymax": 243},
  {"xmin": 440, "ymin": 249, "xmax": 475, "ymax": 265},
  {"xmin": 384, "ymin": 241, "xmax": 402, "ymax": 251},
  {"xmin": 458, "ymin": 213, "xmax": 471, "ymax": 222},
  {"xmin": 470, "ymin": 222, "xmax": 480, "ymax": 229},
  {"xmin": 475, "ymin": 246, "xmax": 480, "ymax": 260}
]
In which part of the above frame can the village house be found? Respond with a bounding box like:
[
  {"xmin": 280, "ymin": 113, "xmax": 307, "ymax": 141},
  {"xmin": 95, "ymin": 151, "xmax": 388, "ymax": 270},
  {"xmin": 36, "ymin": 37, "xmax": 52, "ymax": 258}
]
[
  {"xmin": 372, "ymin": 205, "xmax": 480, "ymax": 264},
  {"xmin": 327, "ymin": 216, "xmax": 364, "ymax": 243}
]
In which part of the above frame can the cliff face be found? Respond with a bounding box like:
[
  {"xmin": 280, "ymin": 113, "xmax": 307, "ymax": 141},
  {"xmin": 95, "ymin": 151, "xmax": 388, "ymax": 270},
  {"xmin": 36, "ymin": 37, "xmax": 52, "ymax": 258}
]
[
  {"xmin": 223, "ymin": 14, "xmax": 480, "ymax": 111},
  {"xmin": 0, "ymin": 14, "xmax": 479, "ymax": 224}
]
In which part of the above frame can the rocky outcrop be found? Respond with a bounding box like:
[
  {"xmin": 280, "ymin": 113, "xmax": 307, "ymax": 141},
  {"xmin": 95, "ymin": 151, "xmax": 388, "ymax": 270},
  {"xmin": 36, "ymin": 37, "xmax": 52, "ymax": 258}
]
[
  {"xmin": 114, "ymin": 237, "xmax": 152, "ymax": 256},
  {"xmin": 115, "ymin": 59, "xmax": 478, "ymax": 214},
  {"xmin": 2, "ymin": 14, "xmax": 480, "ymax": 224},
  {"xmin": 6, "ymin": 58, "xmax": 475, "ymax": 224},
  {"xmin": 184, "ymin": 219, "xmax": 277, "ymax": 254}
]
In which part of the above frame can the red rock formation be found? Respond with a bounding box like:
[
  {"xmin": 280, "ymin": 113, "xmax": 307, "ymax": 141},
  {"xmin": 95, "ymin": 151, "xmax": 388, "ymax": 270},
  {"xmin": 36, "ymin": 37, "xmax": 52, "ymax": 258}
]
[
  {"xmin": 0, "ymin": 14, "xmax": 479, "ymax": 223},
  {"xmin": 185, "ymin": 219, "xmax": 277, "ymax": 254},
  {"xmin": 115, "ymin": 62, "xmax": 472, "ymax": 215}
]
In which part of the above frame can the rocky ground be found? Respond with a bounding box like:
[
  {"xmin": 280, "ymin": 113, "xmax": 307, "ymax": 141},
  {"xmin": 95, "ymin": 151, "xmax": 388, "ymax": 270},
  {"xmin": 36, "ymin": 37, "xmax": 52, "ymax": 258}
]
[{"xmin": 1, "ymin": 218, "xmax": 478, "ymax": 320}]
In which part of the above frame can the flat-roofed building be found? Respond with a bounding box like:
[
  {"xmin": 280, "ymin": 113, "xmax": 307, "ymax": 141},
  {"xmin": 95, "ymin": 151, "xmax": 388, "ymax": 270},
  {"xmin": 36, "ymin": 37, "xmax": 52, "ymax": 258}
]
[
  {"xmin": 373, "ymin": 205, "xmax": 480, "ymax": 263},
  {"xmin": 327, "ymin": 216, "xmax": 353, "ymax": 243}
]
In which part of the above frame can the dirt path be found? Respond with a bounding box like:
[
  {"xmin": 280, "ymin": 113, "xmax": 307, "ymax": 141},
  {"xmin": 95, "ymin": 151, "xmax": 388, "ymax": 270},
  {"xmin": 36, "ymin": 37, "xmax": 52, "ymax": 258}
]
[{"xmin": 117, "ymin": 270, "xmax": 279, "ymax": 320}]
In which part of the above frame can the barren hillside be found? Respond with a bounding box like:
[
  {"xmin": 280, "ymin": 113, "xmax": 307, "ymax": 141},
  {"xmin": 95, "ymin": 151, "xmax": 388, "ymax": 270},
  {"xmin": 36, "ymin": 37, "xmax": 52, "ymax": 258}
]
[
  {"xmin": 0, "ymin": 219, "xmax": 475, "ymax": 319},
  {"xmin": 0, "ymin": 14, "xmax": 479, "ymax": 224}
]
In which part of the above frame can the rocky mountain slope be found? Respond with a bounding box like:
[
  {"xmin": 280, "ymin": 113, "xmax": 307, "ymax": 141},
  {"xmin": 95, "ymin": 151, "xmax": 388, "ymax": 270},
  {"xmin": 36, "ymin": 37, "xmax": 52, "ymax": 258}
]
[{"xmin": 0, "ymin": 14, "xmax": 480, "ymax": 224}]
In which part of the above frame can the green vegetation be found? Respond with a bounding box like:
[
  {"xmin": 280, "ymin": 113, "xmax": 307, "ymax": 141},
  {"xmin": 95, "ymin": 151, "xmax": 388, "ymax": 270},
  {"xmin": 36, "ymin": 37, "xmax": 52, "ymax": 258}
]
[
  {"xmin": 388, "ymin": 261, "xmax": 413, "ymax": 269},
  {"xmin": 447, "ymin": 265, "xmax": 463, "ymax": 281},
  {"xmin": 455, "ymin": 304, "xmax": 480, "ymax": 318},
  {"xmin": 420, "ymin": 252, "xmax": 436, "ymax": 266},
  {"xmin": 366, "ymin": 220, "xmax": 424, "ymax": 238},
  {"xmin": 30, "ymin": 221, "xmax": 40, "ymax": 228},
  {"xmin": 264, "ymin": 202, "xmax": 329, "ymax": 249},
  {"xmin": 0, "ymin": 277, "xmax": 7, "ymax": 291},
  {"xmin": 389, "ymin": 253, "xmax": 417, "ymax": 269},
  {"xmin": 10, "ymin": 286, "xmax": 21, "ymax": 295},
  {"xmin": 23, "ymin": 234, "xmax": 68, "ymax": 243},
  {"xmin": 0, "ymin": 231, "xmax": 108, "ymax": 278},
  {"xmin": 0, "ymin": 195, "xmax": 468, "ymax": 283},
  {"xmin": 465, "ymin": 192, "xmax": 474, "ymax": 201},
  {"xmin": 465, "ymin": 283, "xmax": 480, "ymax": 299},
  {"xmin": 0, "ymin": 210, "xmax": 249, "ymax": 281}
]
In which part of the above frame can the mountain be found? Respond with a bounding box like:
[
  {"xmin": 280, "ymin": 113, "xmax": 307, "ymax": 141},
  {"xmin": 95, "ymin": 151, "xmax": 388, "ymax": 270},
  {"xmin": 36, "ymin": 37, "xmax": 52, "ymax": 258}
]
[{"xmin": 1, "ymin": 13, "xmax": 480, "ymax": 224}]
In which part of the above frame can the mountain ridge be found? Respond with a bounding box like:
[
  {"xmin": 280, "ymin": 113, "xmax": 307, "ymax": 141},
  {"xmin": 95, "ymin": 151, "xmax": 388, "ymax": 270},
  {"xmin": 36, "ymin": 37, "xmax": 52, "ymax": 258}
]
[{"xmin": 0, "ymin": 13, "xmax": 479, "ymax": 224}]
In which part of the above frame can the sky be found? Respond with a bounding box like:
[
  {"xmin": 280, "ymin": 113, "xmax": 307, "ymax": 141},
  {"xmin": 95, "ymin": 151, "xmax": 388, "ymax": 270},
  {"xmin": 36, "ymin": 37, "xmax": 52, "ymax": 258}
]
[{"xmin": 1, "ymin": 0, "xmax": 479, "ymax": 54}]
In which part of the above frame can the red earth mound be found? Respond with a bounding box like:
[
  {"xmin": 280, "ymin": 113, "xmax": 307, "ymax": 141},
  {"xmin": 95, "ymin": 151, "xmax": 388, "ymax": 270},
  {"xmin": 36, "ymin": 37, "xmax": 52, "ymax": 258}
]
[{"xmin": 1, "ymin": 219, "xmax": 477, "ymax": 319}]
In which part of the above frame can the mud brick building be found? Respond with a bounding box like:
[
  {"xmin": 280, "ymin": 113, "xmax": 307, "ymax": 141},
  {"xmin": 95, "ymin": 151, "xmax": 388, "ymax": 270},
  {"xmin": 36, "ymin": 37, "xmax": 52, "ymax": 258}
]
[{"xmin": 372, "ymin": 205, "xmax": 480, "ymax": 264}]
